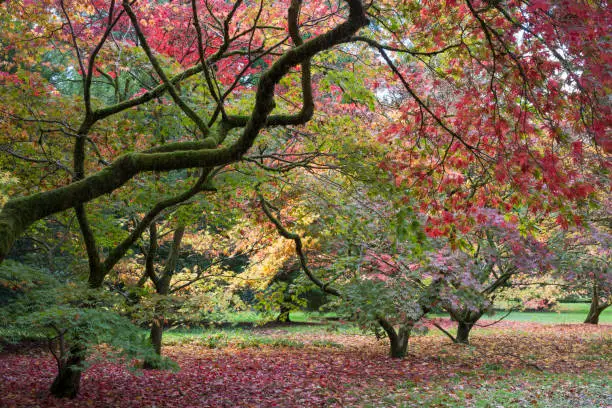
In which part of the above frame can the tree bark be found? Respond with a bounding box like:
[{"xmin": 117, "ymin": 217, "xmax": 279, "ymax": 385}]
[
  {"xmin": 143, "ymin": 225, "xmax": 185, "ymax": 368},
  {"xmin": 448, "ymin": 309, "xmax": 484, "ymax": 345},
  {"xmin": 143, "ymin": 318, "xmax": 164, "ymax": 368},
  {"xmin": 455, "ymin": 321, "xmax": 474, "ymax": 344},
  {"xmin": 390, "ymin": 324, "xmax": 411, "ymax": 358},
  {"xmin": 50, "ymin": 345, "xmax": 84, "ymax": 399},
  {"xmin": 584, "ymin": 306, "xmax": 602, "ymax": 324},
  {"xmin": 150, "ymin": 319, "xmax": 163, "ymax": 355},
  {"xmin": 378, "ymin": 317, "xmax": 412, "ymax": 358},
  {"xmin": 584, "ymin": 280, "xmax": 609, "ymax": 325}
]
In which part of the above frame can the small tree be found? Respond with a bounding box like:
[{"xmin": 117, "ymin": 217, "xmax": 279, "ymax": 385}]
[
  {"xmin": 550, "ymin": 218, "xmax": 611, "ymax": 324},
  {"xmin": 429, "ymin": 209, "xmax": 552, "ymax": 344},
  {"xmin": 131, "ymin": 214, "xmax": 257, "ymax": 364},
  {"xmin": 337, "ymin": 271, "xmax": 439, "ymax": 358},
  {"xmin": 141, "ymin": 222, "xmax": 185, "ymax": 364},
  {"xmin": 0, "ymin": 260, "xmax": 171, "ymax": 398}
]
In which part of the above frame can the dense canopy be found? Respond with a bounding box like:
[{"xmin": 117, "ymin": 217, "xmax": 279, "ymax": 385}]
[{"xmin": 0, "ymin": 0, "xmax": 610, "ymax": 403}]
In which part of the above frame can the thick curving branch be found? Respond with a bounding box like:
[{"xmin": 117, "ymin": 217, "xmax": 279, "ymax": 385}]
[{"xmin": 0, "ymin": 0, "xmax": 368, "ymax": 262}]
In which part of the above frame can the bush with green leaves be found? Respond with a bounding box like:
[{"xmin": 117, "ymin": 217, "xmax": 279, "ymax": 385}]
[
  {"xmin": 332, "ymin": 276, "xmax": 431, "ymax": 336},
  {"xmin": 0, "ymin": 260, "xmax": 176, "ymax": 370}
]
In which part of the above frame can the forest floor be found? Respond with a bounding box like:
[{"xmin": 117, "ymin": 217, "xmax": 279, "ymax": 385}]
[{"xmin": 1, "ymin": 319, "xmax": 610, "ymax": 407}]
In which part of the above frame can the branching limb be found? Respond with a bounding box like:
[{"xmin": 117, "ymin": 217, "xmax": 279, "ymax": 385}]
[
  {"xmin": 431, "ymin": 321, "xmax": 458, "ymax": 343},
  {"xmin": 474, "ymin": 308, "xmax": 514, "ymax": 328},
  {"xmin": 92, "ymin": 170, "xmax": 211, "ymax": 286},
  {"xmin": 257, "ymin": 189, "xmax": 341, "ymax": 297},
  {"xmin": 123, "ymin": 0, "xmax": 210, "ymax": 137},
  {"xmin": 348, "ymin": 35, "xmax": 462, "ymax": 57},
  {"xmin": 0, "ymin": 0, "xmax": 368, "ymax": 261}
]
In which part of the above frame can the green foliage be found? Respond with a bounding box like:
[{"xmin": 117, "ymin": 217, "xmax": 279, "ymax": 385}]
[
  {"xmin": 320, "ymin": 70, "xmax": 377, "ymax": 110},
  {"xmin": 0, "ymin": 261, "xmax": 176, "ymax": 370},
  {"xmin": 0, "ymin": 171, "xmax": 19, "ymax": 207},
  {"xmin": 170, "ymin": 290, "xmax": 245, "ymax": 327},
  {"xmin": 184, "ymin": 330, "xmax": 307, "ymax": 349},
  {"xmin": 334, "ymin": 277, "xmax": 425, "ymax": 335},
  {"xmin": 254, "ymin": 280, "xmax": 311, "ymax": 320}
]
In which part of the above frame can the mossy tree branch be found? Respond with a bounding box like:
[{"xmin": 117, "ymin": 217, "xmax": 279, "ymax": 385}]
[{"xmin": 0, "ymin": 0, "xmax": 368, "ymax": 262}]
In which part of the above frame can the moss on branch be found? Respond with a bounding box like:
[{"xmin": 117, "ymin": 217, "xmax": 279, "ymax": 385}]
[{"xmin": 0, "ymin": 0, "xmax": 368, "ymax": 261}]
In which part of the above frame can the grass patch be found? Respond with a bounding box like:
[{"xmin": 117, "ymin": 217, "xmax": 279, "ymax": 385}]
[
  {"xmin": 164, "ymin": 327, "xmax": 347, "ymax": 350},
  {"xmin": 163, "ymin": 328, "xmax": 310, "ymax": 349},
  {"xmin": 234, "ymin": 337, "xmax": 305, "ymax": 349},
  {"xmin": 370, "ymin": 371, "xmax": 612, "ymax": 408}
]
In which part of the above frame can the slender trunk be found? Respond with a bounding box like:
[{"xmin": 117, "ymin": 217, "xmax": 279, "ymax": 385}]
[
  {"xmin": 150, "ymin": 319, "xmax": 163, "ymax": 355},
  {"xmin": 50, "ymin": 345, "xmax": 84, "ymax": 399},
  {"xmin": 143, "ymin": 225, "xmax": 184, "ymax": 368},
  {"xmin": 143, "ymin": 318, "xmax": 164, "ymax": 369}
]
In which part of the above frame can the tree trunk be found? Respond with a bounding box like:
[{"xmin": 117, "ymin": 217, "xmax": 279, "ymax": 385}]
[
  {"xmin": 584, "ymin": 280, "xmax": 609, "ymax": 325},
  {"xmin": 378, "ymin": 317, "xmax": 412, "ymax": 358},
  {"xmin": 448, "ymin": 310, "xmax": 483, "ymax": 345},
  {"xmin": 150, "ymin": 319, "xmax": 163, "ymax": 355},
  {"xmin": 585, "ymin": 280, "xmax": 600, "ymax": 324},
  {"xmin": 50, "ymin": 345, "xmax": 84, "ymax": 399},
  {"xmin": 584, "ymin": 306, "xmax": 602, "ymax": 324},
  {"xmin": 455, "ymin": 321, "xmax": 473, "ymax": 344},
  {"xmin": 143, "ymin": 319, "xmax": 164, "ymax": 369},
  {"xmin": 143, "ymin": 225, "xmax": 184, "ymax": 369},
  {"xmin": 276, "ymin": 305, "xmax": 291, "ymax": 322},
  {"xmin": 389, "ymin": 324, "xmax": 411, "ymax": 358}
]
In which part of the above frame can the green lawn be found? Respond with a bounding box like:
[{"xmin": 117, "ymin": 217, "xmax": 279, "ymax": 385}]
[
  {"xmin": 161, "ymin": 311, "xmax": 361, "ymax": 345},
  {"xmin": 4, "ymin": 303, "xmax": 607, "ymax": 349},
  {"xmin": 157, "ymin": 303, "xmax": 610, "ymax": 345},
  {"xmin": 489, "ymin": 302, "xmax": 611, "ymax": 324},
  {"xmin": 229, "ymin": 304, "xmax": 612, "ymax": 326},
  {"xmin": 431, "ymin": 302, "xmax": 612, "ymax": 324}
]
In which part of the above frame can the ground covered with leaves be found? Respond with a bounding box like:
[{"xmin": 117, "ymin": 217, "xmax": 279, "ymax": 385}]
[{"xmin": 1, "ymin": 321, "xmax": 610, "ymax": 407}]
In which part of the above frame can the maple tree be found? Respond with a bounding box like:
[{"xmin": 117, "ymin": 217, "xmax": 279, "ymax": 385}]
[
  {"xmin": 0, "ymin": 0, "xmax": 369, "ymax": 264},
  {"xmin": 1, "ymin": 0, "xmax": 608, "ymax": 260},
  {"xmin": 133, "ymin": 207, "xmax": 265, "ymax": 363},
  {"xmin": 258, "ymin": 180, "xmax": 432, "ymax": 358},
  {"xmin": 549, "ymin": 212, "xmax": 611, "ymax": 324},
  {"xmin": 1, "ymin": 0, "xmax": 610, "ymax": 399},
  {"xmin": 0, "ymin": 260, "xmax": 173, "ymax": 398},
  {"xmin": 423, "ymin": 208, "xmax": 552, "ymax": 344}
]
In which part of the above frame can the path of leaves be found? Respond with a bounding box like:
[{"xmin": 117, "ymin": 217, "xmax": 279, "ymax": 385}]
[{"xmin": 1, "ymin": 322, "xmax": 609, "ymax": 407}]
